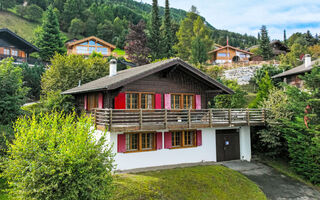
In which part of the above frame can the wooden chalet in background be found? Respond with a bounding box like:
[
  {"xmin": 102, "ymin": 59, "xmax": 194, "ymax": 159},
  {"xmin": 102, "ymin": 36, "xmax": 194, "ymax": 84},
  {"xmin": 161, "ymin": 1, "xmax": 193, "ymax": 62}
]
[
  {"xmin": 65, "ymin": 36, "xmax": 116, "ymax": 57},
  {"xmin": 0, "ymin": 28, "xmax": 39, "ymax": 65},
  {"xmin": 63, "ymin": 58, "xmax": 265, "ymax": 171},
  {"xmin": 208, "ymin": 45, "xmax": 253, "ymax": 64}
]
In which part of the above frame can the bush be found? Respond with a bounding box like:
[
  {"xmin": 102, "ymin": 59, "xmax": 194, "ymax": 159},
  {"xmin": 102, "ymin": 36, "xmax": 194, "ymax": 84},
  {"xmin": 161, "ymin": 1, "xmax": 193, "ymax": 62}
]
[
  {"xmin": 3, "ymin": 112, "xmax": 114, "ymax": 199},
  {"xmin": 25, "ymin": 4, "xmax": 43, "ymax": 22},
  {"xmin": 0, "ymin": 125, "xmax": 14, "ymax": 157}
]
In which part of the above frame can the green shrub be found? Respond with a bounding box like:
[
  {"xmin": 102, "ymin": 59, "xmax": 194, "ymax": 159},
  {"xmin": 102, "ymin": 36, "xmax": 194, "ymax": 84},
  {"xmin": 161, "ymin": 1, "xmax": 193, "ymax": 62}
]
[
  {"xmin": 0, "ymin": 125, "xmax": 14, "ymax": 157},
  {"xmin": 3, "ymin": 112, "xmax": 114, "ymax": 199}
]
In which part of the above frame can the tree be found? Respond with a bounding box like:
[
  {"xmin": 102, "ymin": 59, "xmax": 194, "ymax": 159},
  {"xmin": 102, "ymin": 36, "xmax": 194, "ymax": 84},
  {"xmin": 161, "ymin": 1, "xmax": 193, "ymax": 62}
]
[
  {"xmin": 163, "ymin": 0, "xmax": 174, "ymax": 58},
  {"xmin": 0, "ymin": 0, "xmax": 15, "ymax": 11},
  {"xmin": 257, "ymin": 32, "xmax": 261, "ymax": 41},
  {"xmin": 125, "ymin": 20, "xmax": 150, "ymax": 66},
  {"xmin": 308, "ymin": 44, "xmax": 320, "ymax": 58},
  {"xmin": 97, "ymin": 20, "xmax": 114, "ymax": 43},
  {"xmin": 3, "ymin": 112, "xmax": 114, "ymax": 199},
  {"xmin": 68, "ymin": 18, "xmax": 84, "ymax": 36},
  {"xmin": 36, "ymin": 5, "xmax": 65, "ymax": 62},
  {"xmin": 16, "ymin": 4, "xmax": 27, "ymax": 17},
  {"xmin": 213, "ymin": 80, "xmax": 247, "ymax": 108},
  {"xmin": 283, "ymin": 29, "xmax": 287, "ymax": 44},
  {"xmin": 249, "ymin": 71, "xmax": 273, "ymax": 108},
  {"xmin": 0, "ymin": 58, "xmax": 29, "ymax": 125},
  {"xmin": 41, "ymin": 54, "xmax": 109, "ymax": 95},
  {"xmin": 259, "ymin": 25, "xmax": 273, "ymax": 60},
  {"xmin": 191, "ymin": 36, "xmax": 207, "ymax": 64},
  {"xmin": 25, "ymin": 4, "xmax": 43, "ymax": 22},
  {"xmin": 19, "ymin": 63, "xmax": 45, "ymax": 101},
  {"xmin": 149, "ymin": 0, "xmax": 162, "ymax": 60}
]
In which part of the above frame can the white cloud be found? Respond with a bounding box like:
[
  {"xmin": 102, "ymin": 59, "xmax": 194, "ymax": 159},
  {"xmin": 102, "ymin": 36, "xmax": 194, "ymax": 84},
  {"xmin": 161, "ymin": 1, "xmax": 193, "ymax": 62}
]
[{"xmin": 137, "ymin": 0, "xmax": 320, "ymax": 39}]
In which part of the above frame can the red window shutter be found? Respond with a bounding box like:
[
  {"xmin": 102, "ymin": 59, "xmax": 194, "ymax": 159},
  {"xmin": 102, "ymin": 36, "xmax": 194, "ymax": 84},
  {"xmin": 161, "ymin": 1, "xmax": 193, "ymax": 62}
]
[
  {"xmin": 164, "ymin": 132, "xmax": 172, "ymax": 149},
  {"xmin": 164, "ymin": 94, "xmax": 171, "ymax": 109},
  {"xmin": 98, "ymin": 92, "xmax": 103, "ymax": 109},
  {"xmin": 155, "ymin": 94, "xmax": 162, "ymax": 109},
  {"xmin": 114, "ymin": 92, "xmax": 126, "ymax": 109},
  {"xmin": 196, "ymin": 130, "xmax": 202, "ymax": 146},
  {"xmin": 195, "ymin": 95, "xmax": 201, "ymax": 110},
  {"xmin": 84, "ymin": 95, "xmax": 88, "ymax": 110},
  {"xmin": 117, "ymin": 134, "xmax": 126, "ymax": 153},
  {"xmin": 156, "ymin": 132, "xmax": 162, "ymax": 150}
]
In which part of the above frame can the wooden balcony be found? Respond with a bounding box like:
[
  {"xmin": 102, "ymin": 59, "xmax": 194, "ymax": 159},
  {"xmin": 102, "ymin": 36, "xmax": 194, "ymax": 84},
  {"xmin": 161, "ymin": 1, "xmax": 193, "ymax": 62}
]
[{"xmin": 92, "ymin": 108, "xmax": 266, "ymax": 132}]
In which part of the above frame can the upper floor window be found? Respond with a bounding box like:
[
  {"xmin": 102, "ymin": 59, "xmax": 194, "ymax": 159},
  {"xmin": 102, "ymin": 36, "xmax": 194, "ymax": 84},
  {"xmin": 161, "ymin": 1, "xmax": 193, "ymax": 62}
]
[
  {"xmin": 75, "ymin": 40, "xmax": 108, "ymax": 55},
  {"xmin": 11, "ymin": 49, "xmax": 18, "ymax": 56},
  {"xmin": 126, "ymin": 92, "xmax": 154, "ymax": 109},
  {"xmin": 4, "ymin": 48, "xmax": 10, "ymax": 55},
  {"xmin": 218, "ymin": 53, "xmax": 230, "ymax": 57},
  {"xmin": 171, "ymin": 94, "xmax": 195, "ymax": 109}
]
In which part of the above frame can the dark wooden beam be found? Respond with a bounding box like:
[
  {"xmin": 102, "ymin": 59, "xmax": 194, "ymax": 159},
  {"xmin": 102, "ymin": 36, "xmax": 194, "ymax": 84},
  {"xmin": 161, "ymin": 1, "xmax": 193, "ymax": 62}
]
[{"xmin": 205, "ymin": 90, "xmax": 223, "ymax": 93}]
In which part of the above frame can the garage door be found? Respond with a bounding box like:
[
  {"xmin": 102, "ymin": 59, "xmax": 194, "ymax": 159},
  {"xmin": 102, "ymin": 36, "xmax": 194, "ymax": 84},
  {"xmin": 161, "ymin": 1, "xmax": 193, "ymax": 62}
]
[{"xmin": 216, "ymin": 129, "xmax": 240, "ymax": 162}]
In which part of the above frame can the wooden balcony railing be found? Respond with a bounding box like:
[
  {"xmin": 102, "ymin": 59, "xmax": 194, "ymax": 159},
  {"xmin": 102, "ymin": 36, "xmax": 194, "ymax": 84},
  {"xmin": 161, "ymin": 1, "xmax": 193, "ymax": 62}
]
[{"xmin": 92, "ymin": 108, "xmax": 266, "ymax": 131}]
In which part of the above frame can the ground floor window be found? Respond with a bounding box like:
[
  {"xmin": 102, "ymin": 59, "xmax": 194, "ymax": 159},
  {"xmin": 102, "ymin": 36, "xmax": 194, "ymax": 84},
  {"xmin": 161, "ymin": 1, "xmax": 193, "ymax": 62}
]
[
  {"xmin": 125, "ymin": 132, "xmax": 155, "ymax": 152},
  {"xmin": 171, "ymin": 130, "xmax": 196, "ymax": 148}
]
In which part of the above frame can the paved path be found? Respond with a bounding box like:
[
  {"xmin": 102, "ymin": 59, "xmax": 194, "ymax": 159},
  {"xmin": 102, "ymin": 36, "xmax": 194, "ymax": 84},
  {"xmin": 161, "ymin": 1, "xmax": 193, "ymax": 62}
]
[{"xmin": 222, "ymin": 160, "xmax": 320, "ymax": 200}]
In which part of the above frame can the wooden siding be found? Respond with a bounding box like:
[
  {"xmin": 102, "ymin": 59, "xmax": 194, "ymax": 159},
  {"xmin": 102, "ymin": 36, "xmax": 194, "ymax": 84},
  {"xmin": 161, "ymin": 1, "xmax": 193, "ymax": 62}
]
[
  {"xmin": 210, "ymin": 48, "xmax": 250, "ymax": 63},
  {"xmin": 0, "ymin": 47, "xmax": 26, "ymax": 58}
]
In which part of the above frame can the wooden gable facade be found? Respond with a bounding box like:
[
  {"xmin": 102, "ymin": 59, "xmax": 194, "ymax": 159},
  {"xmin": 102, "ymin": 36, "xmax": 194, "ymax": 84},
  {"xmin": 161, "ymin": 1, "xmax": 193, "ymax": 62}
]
[
  {"xmin": 73, "ymin": 61, "xmax": 228, "ymax": 111},
  {"xmin": 208, "ymin": 45, "xmax": 253, "ymax": 64},
  {"xmin": 66, "ymin": 36, "xmax": 116, "ymax": 57}
]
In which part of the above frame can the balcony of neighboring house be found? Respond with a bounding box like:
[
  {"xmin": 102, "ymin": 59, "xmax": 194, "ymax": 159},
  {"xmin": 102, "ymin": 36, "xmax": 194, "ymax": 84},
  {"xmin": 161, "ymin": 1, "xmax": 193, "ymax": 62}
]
[
  {"xmin": 90, "ymin": 108, "xmax": 266, "ymax": 132},
  {"xmin": 0, "ymin": 53, "xmax": 41, "ymax": 65}
]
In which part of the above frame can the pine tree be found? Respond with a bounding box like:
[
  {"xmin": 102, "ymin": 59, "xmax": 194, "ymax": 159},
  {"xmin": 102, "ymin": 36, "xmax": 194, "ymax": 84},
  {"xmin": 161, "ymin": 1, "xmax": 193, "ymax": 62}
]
[
  {"xmin": 149, "ymin": 0, "xmax": 162, "ymax": 60},
  {"xmin": 163, "ymin": 0, "xmax": 174, "ymax": 58},
  {"xmin": 257, "ymin": 33, "xmax": 261, "ymax": 41},
  {"xmin": 125, "ymin": 20, "xmax": 150, "ymax": 66},
  {"xmin": 259, "ymin": 25, "xmax": 273, "ymax": 60},
  {"xmin": 191, "ymin": 36, "xmax": 207, "ymax": 64},
  {"xmin": 284, "ymin": 29, "xmax": 287, "ymax": 44},
  {"xmin": 36, "ymin": 5, "xmax": 65, "ymax": 62}
]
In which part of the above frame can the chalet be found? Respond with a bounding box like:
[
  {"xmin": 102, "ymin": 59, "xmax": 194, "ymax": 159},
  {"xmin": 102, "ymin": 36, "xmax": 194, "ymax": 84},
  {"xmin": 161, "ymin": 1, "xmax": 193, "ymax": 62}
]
[
  {"xmin": 66, "ymin": 36, "xmax": 116, "ymax": 57},
  {"xmin": 272, "ymin": 54, "xmax": 319, "ymax": 88},
  {"xmin": 62, "ymin": 58, "xmax": 265, "ymax": 171},
  {"xmin": 0, "ymin": 28, "xmax": 39, "ymax": 64},
  {"xmin": 208, "ymin": 45, "xmax": 253, "ymax": 64}
]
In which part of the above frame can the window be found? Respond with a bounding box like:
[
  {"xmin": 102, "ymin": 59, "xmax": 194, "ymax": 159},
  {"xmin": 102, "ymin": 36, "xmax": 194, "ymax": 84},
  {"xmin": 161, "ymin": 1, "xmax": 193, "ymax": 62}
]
[
  {"xmin": 88, "ymin": 40, "xmax": 96, "ymax": 45},
  {"xmin": 218, "ymin": 53, "xmax": 230, "ymax": 57},
  {"xmin": 125, "ymin": 92, "xmax": 154, "ymax": 109},
  {"xmin": 126, "ymin": 93, "xmax": 139, "ymax": 109},
  {"xmin": 141, "ymin": 93, "xmax": 154, "ymax": 109},
  {"xmin": 4, "ymin": 48, "xmax": 10, "ymax": 55},
  {"xmin": 80, "ymin": 42, "xmax": 88, "ymax": 45},
  {"xmin": 87, "ymin": 93, "xmax": 99, "ymax": 110},
  {"xmin": 97, "ymin": 47, "xmax": 108, "ymax": 55},
  {"xmin": 75, "ymin": 40, "xmax": 109, "ymax": 55},
  {"xmin": 125, "ymin": 132, "xmax": 155, "ymax": 152},
  {"xmin": 171, "ymin": 94, "xmax": 195, "ymax": 109},
  {"xmin": 11, "ymin": 50, "xmax": 18, "ymax": 56},
  {"xmin": 76, "ymin": 46, "xmax": 88, "ymax": 54},
  {"xmin": 172, "ymin": 130, "xmax": 196, "ymax": 148}
]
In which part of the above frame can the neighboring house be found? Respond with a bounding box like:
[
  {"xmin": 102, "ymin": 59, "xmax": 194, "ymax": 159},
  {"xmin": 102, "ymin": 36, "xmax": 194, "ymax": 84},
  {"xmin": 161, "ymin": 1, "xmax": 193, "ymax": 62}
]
[
  {"xmin": 208, "ymin": 45, "xmax": 253, "ymax": 64},
  {"xmin": 66, "ymin": 36, "xmax": 116, "ymax": 57},
  {"xmin": 62, "ymin": 58, "xmax": 265, "ymax": 171},
  {"xmin": 272, "ymin": 54, "xmax": 319, "ymax": 88},
  {"xmin": 0, "ymin": 28, "xmax": 39, "ymax": 64},
  {"xmin": 270, "ymin": 40, "xmax": 290, "ymax": 56}
]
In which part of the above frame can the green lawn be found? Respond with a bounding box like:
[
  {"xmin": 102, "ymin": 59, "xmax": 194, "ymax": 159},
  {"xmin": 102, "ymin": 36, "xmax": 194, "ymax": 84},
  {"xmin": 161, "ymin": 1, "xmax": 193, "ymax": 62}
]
[
  {"xmin": 112, "ymin": 48, "xmax": 126, "ymax": 56},
  {"xmin": 112, "ymin": 165, "xmax": 267, "ymax": 200}
]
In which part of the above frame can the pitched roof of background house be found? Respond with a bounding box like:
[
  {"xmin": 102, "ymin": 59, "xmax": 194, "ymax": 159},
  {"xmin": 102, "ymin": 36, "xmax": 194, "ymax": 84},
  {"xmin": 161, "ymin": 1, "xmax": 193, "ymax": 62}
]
[
  {"xmin": 0, "ymin": 28, "xmax": 39, "ymax": 53},
  {"xmin": 272, "ymin": 58, "xmax": 320, "ymax": 78},
  {"xmin": 62, "ymin": 58, "xmax": 234, "ymax": 95},
  {"xmin": 208, "ymin": 45, "xmax": 253, "ymax": 55},
  {"xmin": 65, "ymin": 36, "xmax": 116, "ymax": 50}
]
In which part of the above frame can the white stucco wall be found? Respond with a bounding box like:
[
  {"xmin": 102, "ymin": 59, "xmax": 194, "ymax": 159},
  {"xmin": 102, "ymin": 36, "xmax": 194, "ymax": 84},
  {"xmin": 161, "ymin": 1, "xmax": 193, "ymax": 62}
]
[{"xmin": 106, "ymin": 126, "xmax": 251, "ymax": 171}]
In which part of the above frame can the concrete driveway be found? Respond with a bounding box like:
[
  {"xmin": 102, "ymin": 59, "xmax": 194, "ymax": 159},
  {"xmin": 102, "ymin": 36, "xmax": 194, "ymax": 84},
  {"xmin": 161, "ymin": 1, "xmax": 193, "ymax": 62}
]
[{"xmin": 222, "ymin": 160, "xmax": 320, "ymax": 200}]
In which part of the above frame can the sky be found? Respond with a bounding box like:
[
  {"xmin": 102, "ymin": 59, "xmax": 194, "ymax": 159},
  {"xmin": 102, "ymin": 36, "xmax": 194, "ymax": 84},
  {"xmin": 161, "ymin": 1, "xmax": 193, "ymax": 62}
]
[{"xmin": 136, "ymin": 0, "xmax": 320, "ymax": 40}]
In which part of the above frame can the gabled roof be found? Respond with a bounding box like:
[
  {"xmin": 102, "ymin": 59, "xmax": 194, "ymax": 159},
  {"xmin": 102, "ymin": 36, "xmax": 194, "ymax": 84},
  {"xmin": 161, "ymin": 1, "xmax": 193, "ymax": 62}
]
[
  {"xmin": 272, "ymin": 58, "xmax": 320, "ymax": 79},
  {"xmin": 208, "ymin": 45, "xmax": 253, "ymax": 55},
  {"xmin": 62, "ymin": 58, "xmax": 234, "ymax": 95},
  {"xmin": 0, "ymin": 28, "xmax": 39, "ymax": 53},
  {"xmin": 66, "ymin": 36, "xmax": 116, "ymax": 50}
]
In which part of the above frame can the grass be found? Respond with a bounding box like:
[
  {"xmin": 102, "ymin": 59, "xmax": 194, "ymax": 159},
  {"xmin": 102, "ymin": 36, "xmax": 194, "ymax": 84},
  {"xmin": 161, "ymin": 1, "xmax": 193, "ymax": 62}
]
[
  {"xmin": 112, "ymin": 48, "xmax": 126, "ymax": 56},
  {"xmin": 261, "ymin": 158, "xmax": 320, "ymax": 191},
  {"xmin": 112, "ymin": 165, "xmax": 267, "ymax": 200}
]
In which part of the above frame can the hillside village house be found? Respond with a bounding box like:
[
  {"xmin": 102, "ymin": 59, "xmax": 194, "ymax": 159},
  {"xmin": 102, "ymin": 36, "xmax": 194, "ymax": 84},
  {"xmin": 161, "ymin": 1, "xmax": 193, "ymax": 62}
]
[
  {"xmin": 272, "ymin": 54, "xmax": 319, "ymax": 88},
  {"xmin": 65, "ymin": 36, "xmax": 116, "ymax": 57},
  {"xmin": 0, "ymin": 28, "xmax": 39, "ymax": 64},
  {"xmin": 62, "ymin": 58, "xmax": 265, "ymax": 171},
  {"xmin": 208, "ymin": 45, "xmax": 253, "ymax": 64}
]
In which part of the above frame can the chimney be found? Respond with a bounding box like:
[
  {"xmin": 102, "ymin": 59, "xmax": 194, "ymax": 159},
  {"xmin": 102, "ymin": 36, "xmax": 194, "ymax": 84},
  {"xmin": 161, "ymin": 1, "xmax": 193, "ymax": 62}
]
[
  {"xmin": 304, "ymin": 54, "xmax": 311, "ymax": 68},
  {"xmin": 109, "ymin": 59, "xmax": 117, "ymax": 77}
]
